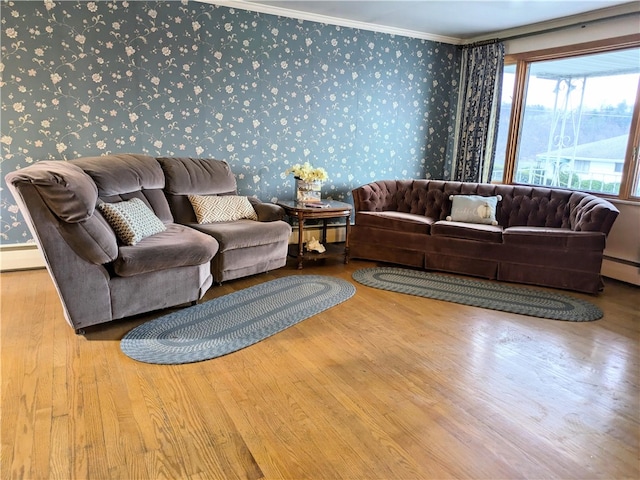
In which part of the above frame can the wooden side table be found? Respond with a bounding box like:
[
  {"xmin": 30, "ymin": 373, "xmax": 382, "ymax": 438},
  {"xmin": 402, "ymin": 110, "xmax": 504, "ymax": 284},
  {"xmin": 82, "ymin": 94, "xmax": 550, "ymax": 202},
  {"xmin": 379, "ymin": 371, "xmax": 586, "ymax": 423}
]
[{"xmin": 276, "ymin": 200, "xmax": 352, "ymax": 269}]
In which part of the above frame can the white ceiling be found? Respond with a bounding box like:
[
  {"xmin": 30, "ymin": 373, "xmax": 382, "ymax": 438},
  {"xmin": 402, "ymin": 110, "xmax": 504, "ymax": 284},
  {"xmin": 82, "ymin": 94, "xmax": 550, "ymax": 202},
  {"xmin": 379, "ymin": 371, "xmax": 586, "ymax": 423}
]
[{"xmin": 210, "ymin": 0, "xmax": 638, "ymax": 43}]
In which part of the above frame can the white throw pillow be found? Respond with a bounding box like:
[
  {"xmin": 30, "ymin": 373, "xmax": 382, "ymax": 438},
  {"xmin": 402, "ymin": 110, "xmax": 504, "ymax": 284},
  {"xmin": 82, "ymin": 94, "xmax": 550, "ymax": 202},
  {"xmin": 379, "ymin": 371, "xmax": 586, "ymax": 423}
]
[
  {"xmin": 446, "ymin": 194, "xmax": 502, "ymax": 225},
  {"xmin": 98, "ymin": 198, "xmax": 166, "ymax": 245},
  {"xmin": 188, "ymin": 195, "xmax": 258, "ymax": 223}
]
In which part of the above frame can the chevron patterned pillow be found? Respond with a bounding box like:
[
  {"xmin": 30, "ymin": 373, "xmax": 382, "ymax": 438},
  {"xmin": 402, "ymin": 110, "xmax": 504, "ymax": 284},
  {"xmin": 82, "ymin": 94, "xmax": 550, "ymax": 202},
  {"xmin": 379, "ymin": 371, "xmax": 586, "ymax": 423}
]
[
  {"xmin": 188, "ymin": 195, "xmax": 258, "ymax": 224},
  {"xmin": 98, "ymin": 198, "xmax": 166, "ymax": 245}
]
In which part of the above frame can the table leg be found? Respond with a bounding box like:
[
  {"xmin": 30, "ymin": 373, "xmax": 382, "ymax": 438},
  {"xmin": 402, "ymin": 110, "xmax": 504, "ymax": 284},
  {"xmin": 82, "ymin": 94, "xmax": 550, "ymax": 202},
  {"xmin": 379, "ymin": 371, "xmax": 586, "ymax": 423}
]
[
  {"xmin": 321, "ymin": 219, "xmax": 328, "ymax": 244},
  {"xmin": 344, "ymin": 214, "xmax": 350, "ymax": 264},
  {"xmin": 297, "ymin": 215, "xmax": 305, "ymax": 269}
]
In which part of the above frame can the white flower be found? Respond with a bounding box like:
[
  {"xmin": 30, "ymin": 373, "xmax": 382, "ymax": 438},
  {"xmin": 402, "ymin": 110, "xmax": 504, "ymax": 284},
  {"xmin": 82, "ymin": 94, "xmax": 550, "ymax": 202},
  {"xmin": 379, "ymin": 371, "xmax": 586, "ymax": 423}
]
[
  {"xmin": 129, "ymin": 112, "xmax": 138, "ymax": 122},
  {"xmin": 13, "ymin": 103, "xmax": 25, "ymax": 113},
  {"xmin": 92, "ymin": 73, "xmax": 101, "ymax": 83},
  {"xmin": 5, "ymin": 28, "xmax": 17, "ymax": 39},
  {"xmin": 44, "ymin": 1, "xmax": 55, "ymax": 11},
  {"xmin": 150, "ymin": 76, "xmax": 160, "ymax": 85},
  {"xmin": 148, "ymin": 9, "xmax": 157, "ymax": 19},
  {"xmin": 164, "ymin": 112, "xmax": 173, "ymax": 120},
  {"xmin": 0, "ymin": 135, "xmax": 12, "ymax": 145},
  {"xmin": 56, "ymin": 142, "xmax": 67, "ymax": 153},
  {"xmin": 153, "ymin": 140, "xmax": 163, "ymax": 149},
  {"xmin": 87, "ymin": 2, "xmax": 98, "ymax": 12},
  {"xmin": 215, "ymin": 113, "xmax": 223, "ymax": 121},
  {"xmin": 226, "ymin": 144, "xmax": 234, "ymax": 152},
  {"xmin": 195, "ymin": 146, "xmax": 204, "ymax": 155},
  {"xmin": 112, "ymin": 22, "xmax": 120, "ymax": 30},
  {"xmin": 214, "ymin": 51, "xmax": 222, "ymax": 60},
  {"xmin": 75, "ymin": 34, "xmax": 86, "ymax": 45},
  {"xmin": 80, "ymin": 105, "xmax": 90, "ymax": 114},
  {"xmin": 125, "ymin": 46, "xmax": 135, "ymax": 57},
  {"xmin": 192, "ymin": 21, "xmax": 201, "ymax": 31},
  {"xmin": 96, "ymin": 140, "xmax": 106, "ymax": 150},
  {"xmin": 224, "ymin": 23, "xmax": 232, "ymax": 32},
  {"xmin": 225, "ymin": 85, "xmax": 233, "ymax": 94},
  {"xmin": 41, "ymin": 120, "xmax": 50, "ymax": 128},
  {"xmin": 162, "ymin": 47, "xmax": 171, "ymax": 56},
  {"xmin": 194, "ymin": 85, "xmax": 202, "ymax": 95},
  {"xmin": 35, "ymin": 48, "xmax": 44, "ymax": 57},
  {"xmin": 252, "ymin": 61, "xmax": 260, "ymax": 70}
]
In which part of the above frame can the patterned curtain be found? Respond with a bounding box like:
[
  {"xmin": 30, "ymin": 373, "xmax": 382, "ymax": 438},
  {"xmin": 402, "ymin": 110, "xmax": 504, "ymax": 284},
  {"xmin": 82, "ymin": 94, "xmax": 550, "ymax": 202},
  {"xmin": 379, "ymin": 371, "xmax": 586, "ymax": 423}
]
[{"xmin": 453, "ymin": 42, "xmax": 505, "ymax": 183}]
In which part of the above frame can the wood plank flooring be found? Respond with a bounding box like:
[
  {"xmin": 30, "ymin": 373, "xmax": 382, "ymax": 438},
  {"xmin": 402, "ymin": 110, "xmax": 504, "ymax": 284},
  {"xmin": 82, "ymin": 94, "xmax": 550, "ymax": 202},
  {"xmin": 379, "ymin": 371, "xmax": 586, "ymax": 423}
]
[{"xmin": 1, "ymin": 258, "xmax": 638, "ymax": 479}]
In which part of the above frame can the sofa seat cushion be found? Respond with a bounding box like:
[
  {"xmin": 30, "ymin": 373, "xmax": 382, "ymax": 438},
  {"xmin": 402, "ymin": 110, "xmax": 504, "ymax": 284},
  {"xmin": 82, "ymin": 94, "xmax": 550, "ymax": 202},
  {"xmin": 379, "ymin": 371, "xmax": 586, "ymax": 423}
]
[
  {"xmin": 355, "ymin": 211, "xmax": 434, "ymax": 234},
  {"xmin": 503, "ymin": 226, "xmax": 605, "ymax": 250},
  {"xmin": 431, "ymin": 220, "xmax": 503, "ymax": 243},
  {"xmin": 190, "ymin": 219, "xmax": 292, "ymax": 252},
  {"xmin": 113, "ymin": 224, "xmax": 219, "ymax": 277}
]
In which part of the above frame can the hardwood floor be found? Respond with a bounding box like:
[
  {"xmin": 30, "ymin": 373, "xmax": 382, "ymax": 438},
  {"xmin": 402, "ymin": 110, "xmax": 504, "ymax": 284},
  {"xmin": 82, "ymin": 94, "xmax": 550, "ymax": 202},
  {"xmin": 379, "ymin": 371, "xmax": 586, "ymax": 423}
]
[{"xmin": 2, "ymin": 258, "xmax": 638, "ymax": 479}]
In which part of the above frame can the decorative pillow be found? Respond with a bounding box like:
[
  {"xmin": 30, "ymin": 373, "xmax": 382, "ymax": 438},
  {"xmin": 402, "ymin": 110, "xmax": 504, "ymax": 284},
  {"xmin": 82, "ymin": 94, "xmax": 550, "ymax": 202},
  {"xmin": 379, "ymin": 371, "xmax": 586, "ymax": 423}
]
[
  {"xmin": 446, "ymin": 194, "xmax": 502, "ymax": 226},
  {"xmin": 188, "ymin": 195, "xmax": 258, "ymax": 223},
  {"xmin": 98, "ymin": 198, "xmax": 166, "ymax": 245}
]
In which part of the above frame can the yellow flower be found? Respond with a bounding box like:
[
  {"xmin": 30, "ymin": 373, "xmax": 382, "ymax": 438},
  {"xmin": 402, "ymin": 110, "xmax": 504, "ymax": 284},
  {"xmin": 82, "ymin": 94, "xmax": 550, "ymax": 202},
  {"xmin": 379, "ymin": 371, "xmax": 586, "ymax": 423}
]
[{"xmin": 285, "ymin": 162, "xmax": 329, "ymax": 182}]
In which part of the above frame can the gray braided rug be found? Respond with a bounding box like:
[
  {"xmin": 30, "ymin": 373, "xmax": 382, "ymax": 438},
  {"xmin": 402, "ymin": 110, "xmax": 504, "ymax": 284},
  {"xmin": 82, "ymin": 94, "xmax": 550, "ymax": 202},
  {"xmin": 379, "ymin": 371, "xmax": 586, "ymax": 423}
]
[
  {"xmin": 121, "ymin": 275, "xmax": 355, "ymax": 364},
  {"xmin": 352, "ymin": 267, "xmax": 602, "ymax": 322}
]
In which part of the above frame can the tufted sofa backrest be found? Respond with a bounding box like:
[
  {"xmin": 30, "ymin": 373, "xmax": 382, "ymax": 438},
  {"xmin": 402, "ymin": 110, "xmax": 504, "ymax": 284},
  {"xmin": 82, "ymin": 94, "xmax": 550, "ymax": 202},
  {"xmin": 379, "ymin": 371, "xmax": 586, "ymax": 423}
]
[{"xmin": 353, "ymin": 180, "xmax": 619, "ymax": 234}]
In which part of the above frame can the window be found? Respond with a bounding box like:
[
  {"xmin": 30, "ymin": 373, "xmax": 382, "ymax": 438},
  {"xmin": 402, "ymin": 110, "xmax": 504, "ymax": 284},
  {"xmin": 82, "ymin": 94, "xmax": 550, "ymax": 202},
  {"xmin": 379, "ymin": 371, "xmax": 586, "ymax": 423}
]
[{"xmin": 497, "ymin": 37, "xmax": 640, "ymax": 201}]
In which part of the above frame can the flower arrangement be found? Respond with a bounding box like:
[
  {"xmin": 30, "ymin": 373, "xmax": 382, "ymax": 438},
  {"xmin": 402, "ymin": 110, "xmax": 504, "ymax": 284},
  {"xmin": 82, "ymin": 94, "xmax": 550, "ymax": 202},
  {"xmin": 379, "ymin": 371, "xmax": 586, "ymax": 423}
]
[{"xmin": 285, "ymin": 162, "xmax": 329, "ymax": 183}]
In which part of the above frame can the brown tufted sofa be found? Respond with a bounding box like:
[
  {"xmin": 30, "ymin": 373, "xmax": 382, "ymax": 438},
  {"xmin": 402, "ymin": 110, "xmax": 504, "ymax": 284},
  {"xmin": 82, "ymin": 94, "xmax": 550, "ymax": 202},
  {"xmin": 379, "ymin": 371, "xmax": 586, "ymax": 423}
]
[{"xmin": 350, "ymin": 180, "xmax": 619, "ymax": 294}]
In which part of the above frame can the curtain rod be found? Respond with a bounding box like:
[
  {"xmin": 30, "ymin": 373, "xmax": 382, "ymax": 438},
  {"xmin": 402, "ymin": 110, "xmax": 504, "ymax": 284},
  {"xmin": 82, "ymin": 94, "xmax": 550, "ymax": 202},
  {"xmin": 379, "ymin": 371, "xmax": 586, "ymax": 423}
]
[{"xmin": 463, "ymin": 11, "xmax": 639, "ymax": 47}]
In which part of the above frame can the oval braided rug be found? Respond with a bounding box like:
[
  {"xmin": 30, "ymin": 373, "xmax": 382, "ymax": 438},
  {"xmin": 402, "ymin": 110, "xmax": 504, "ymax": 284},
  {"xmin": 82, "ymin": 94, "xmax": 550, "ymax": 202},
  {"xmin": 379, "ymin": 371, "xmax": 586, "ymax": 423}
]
[
  {"xmin": 121, "ymin": 275, "xmax": 355, "ymax": 364},
  {"xmin": 352, "ymin": 267, "xmax": 602, "ymax": 322}
]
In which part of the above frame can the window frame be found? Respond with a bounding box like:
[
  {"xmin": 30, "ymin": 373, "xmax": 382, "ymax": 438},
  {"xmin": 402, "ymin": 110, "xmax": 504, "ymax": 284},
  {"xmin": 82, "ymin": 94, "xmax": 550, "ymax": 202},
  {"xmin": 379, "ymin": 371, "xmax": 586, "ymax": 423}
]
[{"xmin": 500, "ymin": 34, "xmax": 640, "ymax": 201}]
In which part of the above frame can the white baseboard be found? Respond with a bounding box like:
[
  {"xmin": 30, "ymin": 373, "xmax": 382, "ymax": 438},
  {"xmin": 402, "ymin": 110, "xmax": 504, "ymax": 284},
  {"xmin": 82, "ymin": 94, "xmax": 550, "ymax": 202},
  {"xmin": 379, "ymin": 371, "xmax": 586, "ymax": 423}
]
[
  {"xmin": 602, "ymin": 258, "xmax": 640, "ymax": 287},
  {"xmin": 0, "ymin": 244, "xmax": 45, "ymax": 272},
  {"xmin": 289, "ymin": 225, "xmax": 346, "ymax": 244}
]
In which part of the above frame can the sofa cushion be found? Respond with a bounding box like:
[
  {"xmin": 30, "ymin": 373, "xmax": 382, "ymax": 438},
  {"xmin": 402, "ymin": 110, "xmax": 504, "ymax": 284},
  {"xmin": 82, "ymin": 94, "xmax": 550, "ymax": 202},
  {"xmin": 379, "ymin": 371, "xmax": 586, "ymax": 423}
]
[
  {"xmin": 158, "ymin": 157, "xmax": 237, "ymax": 195},
  {"xmin": 98, "ymin": 198, "xmax": 166, "ymax": 246},
  {"xmin": 355, "ymin": 211, "xmax": 434, "ymax": 234},
  {"xmin": 189, "ymin": 195, "xmax": 258, "ymax": 223},
  {"xmin": 446, "ymin": 195, "xmax": 501, "ymax": 225},
  {"xmin": 6, "ymin": 160, "xmax": 98, "ymax": 223},
  {"xmin": 190, "ymin": 219, "xmax": 292, "ymax": 252},
  {"xmin": 503, "ymin": 226, "xmax": 605, "ymax": 250},
  {"xmin": 431, "ymin": 220, "xmax": 503, "ymax": 243},
  {"xmin": 72, "ymin": 154, "xmax": 164, "ymax": 195},
  {"xmin": 113, "ymin": 224, "xmax": 218, "ymax": 277}
]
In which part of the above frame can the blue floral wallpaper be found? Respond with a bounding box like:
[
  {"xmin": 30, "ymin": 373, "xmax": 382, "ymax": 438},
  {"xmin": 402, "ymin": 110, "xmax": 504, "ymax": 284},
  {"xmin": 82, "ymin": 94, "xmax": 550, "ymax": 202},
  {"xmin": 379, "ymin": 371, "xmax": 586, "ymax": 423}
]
[{"xmin": 0, "ymin": 0, "xmax": 460, "ymax": 244}]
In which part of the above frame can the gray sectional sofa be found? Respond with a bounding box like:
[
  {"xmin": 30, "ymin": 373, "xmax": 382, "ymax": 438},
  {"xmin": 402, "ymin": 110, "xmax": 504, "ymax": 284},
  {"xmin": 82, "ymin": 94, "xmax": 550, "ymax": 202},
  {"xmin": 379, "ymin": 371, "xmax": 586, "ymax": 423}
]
[
  {"xmin": 350, "ymin": 180, "xmax": 619, "ymax": 294},
  {"xmin": 5, "ymin": 154, "xmax": 292, "ymax": 332}
]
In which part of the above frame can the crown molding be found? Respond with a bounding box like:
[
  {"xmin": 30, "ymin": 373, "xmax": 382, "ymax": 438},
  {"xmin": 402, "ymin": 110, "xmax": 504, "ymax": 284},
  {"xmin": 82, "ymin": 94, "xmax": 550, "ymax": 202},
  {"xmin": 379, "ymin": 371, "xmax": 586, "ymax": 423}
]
[{"xmin": 197, "ymin": 0, "xmax": 463, "ymax": 44}]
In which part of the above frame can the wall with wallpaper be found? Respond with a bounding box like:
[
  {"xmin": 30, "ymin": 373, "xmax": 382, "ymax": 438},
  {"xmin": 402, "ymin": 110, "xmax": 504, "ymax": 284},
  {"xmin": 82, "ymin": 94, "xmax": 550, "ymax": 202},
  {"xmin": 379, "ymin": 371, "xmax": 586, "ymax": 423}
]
[{"xmin": 0, "ymin": 0, "xmax": 460, "ymax": 245}]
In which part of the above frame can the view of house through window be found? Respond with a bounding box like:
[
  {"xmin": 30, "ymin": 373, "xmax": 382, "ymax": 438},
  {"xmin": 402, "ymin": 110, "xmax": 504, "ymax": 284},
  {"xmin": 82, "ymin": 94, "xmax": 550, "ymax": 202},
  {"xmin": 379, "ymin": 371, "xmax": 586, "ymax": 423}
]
[{"xmin": 495, "ymin": 47, "xmax": 640, "ymax": 198}]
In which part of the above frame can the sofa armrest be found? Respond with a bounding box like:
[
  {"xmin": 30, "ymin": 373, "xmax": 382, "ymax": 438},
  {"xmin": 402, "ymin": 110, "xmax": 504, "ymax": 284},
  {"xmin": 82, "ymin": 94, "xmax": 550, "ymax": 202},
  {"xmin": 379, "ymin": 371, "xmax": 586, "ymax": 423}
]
[
  {"xmin": 570, "ymin": 194, "xmax": 619, "ymax": 235},
  {"xmin": 248, "ymin": 197, "xmax": 285, "ymax": 222}
]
